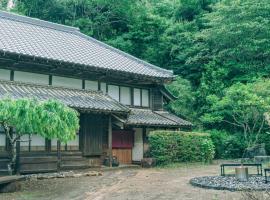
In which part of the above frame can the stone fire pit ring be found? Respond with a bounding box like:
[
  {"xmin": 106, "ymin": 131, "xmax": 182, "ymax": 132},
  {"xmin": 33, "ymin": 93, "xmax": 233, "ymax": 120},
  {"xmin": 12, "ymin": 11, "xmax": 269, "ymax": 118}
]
[{"xmin": 190, "ymin": 176, "xmax": 270, "ymax": 191}]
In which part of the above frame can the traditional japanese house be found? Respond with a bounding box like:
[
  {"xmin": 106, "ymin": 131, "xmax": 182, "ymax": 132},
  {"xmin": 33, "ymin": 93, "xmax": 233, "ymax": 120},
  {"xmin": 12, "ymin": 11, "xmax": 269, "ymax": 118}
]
[{"xmin": 0, "ymin": 11, "xmax": 191, "ymax": 174}]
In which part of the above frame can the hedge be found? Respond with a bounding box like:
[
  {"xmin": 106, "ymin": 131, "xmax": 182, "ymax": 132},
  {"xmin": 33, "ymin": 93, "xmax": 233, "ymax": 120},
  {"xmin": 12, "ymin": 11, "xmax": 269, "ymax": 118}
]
[
  {"xmin": 148, "ymin": 131, "xmax": 215, "ymax": 165},
  {"xmin": 208, "ymin": 130, "xmax": 247, "ymax": 159}
]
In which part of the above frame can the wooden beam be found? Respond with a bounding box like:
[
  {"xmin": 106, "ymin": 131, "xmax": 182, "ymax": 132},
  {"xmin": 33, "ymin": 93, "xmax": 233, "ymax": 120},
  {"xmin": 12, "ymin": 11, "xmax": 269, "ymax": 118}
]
[{"xmin": 108, "ymin": 115, "xmax": 112, "ymax": 167}]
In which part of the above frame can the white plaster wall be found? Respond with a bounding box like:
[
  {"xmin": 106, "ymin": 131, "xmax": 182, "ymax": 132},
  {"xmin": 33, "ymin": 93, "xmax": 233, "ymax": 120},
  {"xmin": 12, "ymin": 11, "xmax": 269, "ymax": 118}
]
[
  {"xmin": 14, "ymin": 71, "xmax": 49, "ymax": 85},
  {"xmin": 108, "ymin": 85, "xmax": 119, "ymax": 101},
  {"xmin": 51, "ymin": 139, "xmax": 58, "ymax": 151},
  {"xmin": 0, "ymin": 69, "xmax": 10, "ymax": 80},
  {"xmin": 132, "ymin": 128, "xmax": 144, "ymax": 161},
  {"xmin": 0, "ymin": 134, "xmax": 5, "ymax": 147},
  {"xmin": 31, "ymin": 135, "xmax": 45, "ymax": 146},
  {"xmin": 142, "ymin": 89, "xmax": 149, "ymax": 107},
  {"xmin": 120, "ymin": 86, "xmax": 131, "ymax": 105},
  {"xmin": 100, "ymin": 82, "xmax": 107, "ymax": 93},
  {"xmin": 85, "ymin": 80, "xmax": 98, "ymax": 91},
  {"xmin": 52, "ymin": 76, "xmax": 82, "ymax": 89},
  {"xmin": 20, "ymin": 135, "xmax": 30, "ymax": 147},
  {"xmin": 67, "ymin": 135, "xmax": 79, "ymax": 148},
  {"xmin": 133, "ymin": 88, "xmax": 141, "ymax": 106}
]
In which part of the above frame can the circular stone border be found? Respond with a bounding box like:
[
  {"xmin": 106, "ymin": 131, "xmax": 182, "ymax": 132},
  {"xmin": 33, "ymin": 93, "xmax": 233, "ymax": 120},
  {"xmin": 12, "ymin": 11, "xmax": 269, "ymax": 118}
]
[{"xmin": 190, "ymin": 176, "xmax": 270, "ymax": 191}]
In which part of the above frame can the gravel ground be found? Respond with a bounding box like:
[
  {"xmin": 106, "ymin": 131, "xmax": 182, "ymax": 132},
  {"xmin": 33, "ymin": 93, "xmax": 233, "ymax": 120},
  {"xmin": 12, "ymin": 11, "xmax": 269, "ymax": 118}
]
[
  {"xmin": 190, "ymin": 176, "xmax": 270, "ymax": 191},
  {"xmin": 0, "ymin": 163, "xmax": 257, "ymax": 200}
]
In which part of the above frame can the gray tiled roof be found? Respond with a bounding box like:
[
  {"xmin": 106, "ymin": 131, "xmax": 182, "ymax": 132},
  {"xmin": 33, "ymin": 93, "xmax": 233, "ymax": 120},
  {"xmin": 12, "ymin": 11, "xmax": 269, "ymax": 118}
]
[
  {"xmin": 0, "ymin": 80, "xmax": 129, "ymax": 113},
  {"xmin": 126, "ymin": 108, "xmax": 191, "ymax": 127},
  {"xmin": 155, "ymin": 111, "xmax": 192, "ymax": 126},
  {"xmin": 0, "ymin": 11, "xmax": 174, "ymax": 80}
]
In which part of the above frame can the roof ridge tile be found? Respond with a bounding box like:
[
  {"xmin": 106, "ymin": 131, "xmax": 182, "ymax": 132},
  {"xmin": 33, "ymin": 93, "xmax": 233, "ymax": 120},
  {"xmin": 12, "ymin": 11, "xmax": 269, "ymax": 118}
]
[{"xmin": 0, "ymin": 10, "xmax": 79, "ymax": 33}]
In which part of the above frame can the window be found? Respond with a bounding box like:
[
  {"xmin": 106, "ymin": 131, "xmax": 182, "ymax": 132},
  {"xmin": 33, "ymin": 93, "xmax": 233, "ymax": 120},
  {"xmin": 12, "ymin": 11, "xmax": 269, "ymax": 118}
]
[
  {"xmin": 85, "ymin": 80, "xmax": 98, "ymax": 91},
  {"xmin": 108, "ymin": 85, "xmax": 120, "ymax": 101},
  {"xmin": 120, "ymin": 86, "xmax": 131, "ymax": 105},
  {"xmin": 142, "ymin": 89, "xmax": 150, "ymax": 107},
  {"xmin": 133, "ymin": 88, "xmax": 141, "ymax": 106}
]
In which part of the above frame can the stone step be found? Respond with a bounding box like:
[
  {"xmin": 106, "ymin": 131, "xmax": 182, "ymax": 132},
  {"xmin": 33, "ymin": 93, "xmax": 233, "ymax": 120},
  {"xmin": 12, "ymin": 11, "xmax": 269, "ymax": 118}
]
[
  {"xmin": 0, "ymin": 159, "xmax": 10, "ymax": 169},
  {"xmin": 61, "ymin": 156, "xmax": 87, "ymax": 161},
  {"xmin": 0, "ymin": 169, "xmax": 9, "ymax": 176},
  {"xmin": 61, "ymin": 151, "xmax": 82, "ymax": 157},
  {"xmin": 20, "ymin": 156, "xmax": 57, "ymax": 164},
  {"xmin": 60, "ymin": 163, "xmax": 89, "ymax": 170},
  {"xmin": 20, "ymin": 168, "xmax": 57, "ymax": 175},
  {"xmin": 61, "ymin": 159, "xmax": 89, "ymax": 166}
]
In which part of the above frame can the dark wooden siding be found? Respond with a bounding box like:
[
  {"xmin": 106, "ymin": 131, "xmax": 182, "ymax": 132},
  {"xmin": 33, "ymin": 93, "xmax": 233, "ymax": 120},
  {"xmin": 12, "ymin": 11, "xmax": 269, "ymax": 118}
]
[
  {"xmin": 80, "ymin": 114, "xmax": 106, "ymax": 156},
  {"xmin": 151, "ymin": 88, "xmax": 163, "ymax": 110}
]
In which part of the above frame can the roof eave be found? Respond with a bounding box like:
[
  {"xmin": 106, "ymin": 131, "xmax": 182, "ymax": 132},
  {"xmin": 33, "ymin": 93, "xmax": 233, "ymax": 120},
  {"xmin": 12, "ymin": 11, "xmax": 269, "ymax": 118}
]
[{"xmin": 0, "ymin": 50, "xmax": 174, "ymax": 84}]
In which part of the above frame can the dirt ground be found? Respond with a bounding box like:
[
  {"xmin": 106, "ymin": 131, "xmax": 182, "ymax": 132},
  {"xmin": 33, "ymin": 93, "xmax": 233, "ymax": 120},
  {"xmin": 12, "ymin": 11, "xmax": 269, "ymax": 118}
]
[{"xmin": 0, "ymin": 163, "xmax": 248, "ymax": 200}]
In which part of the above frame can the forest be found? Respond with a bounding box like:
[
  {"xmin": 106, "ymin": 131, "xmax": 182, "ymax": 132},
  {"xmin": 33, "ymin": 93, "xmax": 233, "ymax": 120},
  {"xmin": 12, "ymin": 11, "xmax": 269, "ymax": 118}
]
[{"xmin": 1, "ymin": 0, "xmax": 270, "ymax": 158}]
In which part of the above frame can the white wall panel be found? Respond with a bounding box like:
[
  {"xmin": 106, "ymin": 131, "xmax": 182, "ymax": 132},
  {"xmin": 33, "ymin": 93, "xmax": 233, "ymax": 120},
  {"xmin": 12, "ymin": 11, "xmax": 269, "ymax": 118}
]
[
  {"xmin": 20, "ymin": 135, "xmax": 30, "ymax": 147},
  {"xmin": 133, "ymin": 88, "xmax": 141, "ymax": 106},
  {"xmin": 108, "ymin": 85, "xmax": 119, "ymax": 101},
  {"xmin": 31, "ymin": 135, "xmax": 45, "ymax": 146},
  {"xmin": 85, "ymin": 80, "xmax": 98, "ymax": 91},
  {"xmin": 100, "ymin": 82, "xmax": 107, "ymax": 93},
  {"xmin": 120, "ymin": 86, "xmax": 131, "ymax": 105},
  {"xmin": 0, "ymin": 69, "xmax": 10, "ymax": 80},
  {"xmin": 51, "ymin": 139, "xmax": 58, "ymax": 151},
  {"xmin": 52, "ymin": 76, "xmax": 82, "ymax": 89},
  {"xmin": 67, "ymin": 135, "xmax": 79, "ymax": 150},
  {"xmin": 31, "ymin": 135, "xmax": 45, "ymax": 151},
  {"xmin": 0, "ymin": 134, "xmax": 5, "ymax": 146},
  {"xmin": 142, "ymin": 89, "xmax": 149, "ymax": 107},
  {"xmin": 132, "ymin": 128, "xmax": 143, "ymax": 161},
  {"xmin": 20, "ymin": 135, "xmax": 30, "ymax": 151},
  {"xmin": 14, "ymin": 71, "xmax": 49, "ymax": 85}
]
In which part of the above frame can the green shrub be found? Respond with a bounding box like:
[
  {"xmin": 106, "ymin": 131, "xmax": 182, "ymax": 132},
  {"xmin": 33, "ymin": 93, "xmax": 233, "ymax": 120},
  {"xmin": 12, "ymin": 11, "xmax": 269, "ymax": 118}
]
[
  {"xmin": 258, "ymin": 133, "xmax": 270, "ymax": 155},
  {"xmin": 222, "ymin": 134, "xmax": 246, "ymax": 158},
  {"xmin": 208, "ymin": 130, "xmax": 247, "ymax": 159},
  {"xmin": 148, "ymin": 131, "xmax": 215, "ymax": 165},
  {"xmin": 208, "ymin": 130, "xmax": 228, "ymax": 159}
]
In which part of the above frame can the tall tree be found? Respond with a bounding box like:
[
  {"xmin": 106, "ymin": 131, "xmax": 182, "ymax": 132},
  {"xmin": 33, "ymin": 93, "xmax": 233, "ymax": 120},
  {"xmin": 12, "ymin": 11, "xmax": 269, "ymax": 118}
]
[{"xmin": 201, "ymin": 79, "xmax": 270, "ymax": 147}]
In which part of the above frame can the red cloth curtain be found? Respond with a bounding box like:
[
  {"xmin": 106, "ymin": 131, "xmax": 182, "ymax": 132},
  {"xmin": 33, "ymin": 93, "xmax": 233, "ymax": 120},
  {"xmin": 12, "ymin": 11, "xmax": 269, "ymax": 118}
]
[{"xmin": 112, "ymin": 130, "xmax": 134, "ymax": 148}]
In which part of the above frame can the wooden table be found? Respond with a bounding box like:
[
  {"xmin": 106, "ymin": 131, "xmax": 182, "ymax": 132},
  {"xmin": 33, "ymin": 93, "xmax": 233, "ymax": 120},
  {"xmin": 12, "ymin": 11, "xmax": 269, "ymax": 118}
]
[
  {"xmin": 220, "ymin": 163, "xmax": 262, "ymax": 176},
  {"xmin": 264, "ymin": 168, "xmax": 270, "ymax": 183}
]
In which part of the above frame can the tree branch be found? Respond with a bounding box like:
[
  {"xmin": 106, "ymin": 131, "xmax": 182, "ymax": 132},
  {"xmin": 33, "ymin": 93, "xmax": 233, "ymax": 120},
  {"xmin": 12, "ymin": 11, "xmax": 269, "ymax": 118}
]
[{"xmin": 222, "ymin": 119, "xmax": 243, "ymax": 127}]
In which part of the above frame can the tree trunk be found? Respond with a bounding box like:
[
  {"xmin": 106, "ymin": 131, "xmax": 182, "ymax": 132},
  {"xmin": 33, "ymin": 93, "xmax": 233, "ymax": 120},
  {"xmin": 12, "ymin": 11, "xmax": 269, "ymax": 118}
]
[
  {"xmin": 6, "ymin": 142, "xmax": 16, "ymax": 175},
  {"xmin": 3, "ymin": 125, "xmax": 16, "ymax": 175}
]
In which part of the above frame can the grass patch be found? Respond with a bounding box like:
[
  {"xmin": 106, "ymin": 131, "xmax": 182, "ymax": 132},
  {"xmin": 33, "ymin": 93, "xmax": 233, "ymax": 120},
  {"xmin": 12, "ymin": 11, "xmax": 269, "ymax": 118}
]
[{"xmin": 156, "ymin": 162, "xmax": 212, "ymax": 169}]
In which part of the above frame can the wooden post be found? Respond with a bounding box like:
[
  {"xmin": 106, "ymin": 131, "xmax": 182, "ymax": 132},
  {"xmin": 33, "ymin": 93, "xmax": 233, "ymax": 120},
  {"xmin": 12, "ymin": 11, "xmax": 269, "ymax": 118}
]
[
  {"xmin": 142, "ymin": 127, "xmax": 146, "ymax": 156},
  {"xmin": 108, "ymin": 115, "xmax": 112, "ymax": 167},
  {"xmin": 57, "ymin": 140, "xmax": 61, "ymax": 171},
  {"xmin": 15, "ymin": 140, "xmax": 20, "ymax": 175}
]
